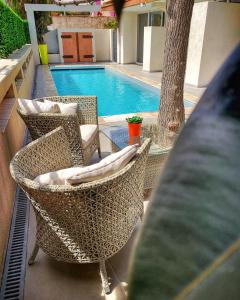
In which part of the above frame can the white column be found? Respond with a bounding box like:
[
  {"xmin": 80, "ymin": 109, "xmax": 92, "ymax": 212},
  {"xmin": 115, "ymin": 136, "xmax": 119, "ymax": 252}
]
[
  {"xmin": 25, "ymin": 8, "xmax": 40, "ymax": 65},
  {"xmin": 143, "ymin": 26, "xmax": 165, "ymax": 72},
  {"xmin": 119, "ymin": 13, "xmax": 137, "ymax": 64}
]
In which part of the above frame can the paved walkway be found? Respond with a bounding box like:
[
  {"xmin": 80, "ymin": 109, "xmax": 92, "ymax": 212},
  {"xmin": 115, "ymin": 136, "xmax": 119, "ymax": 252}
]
[{"xmin": 106, "ymin": 63, "xmax": 205, "ymax": 102}]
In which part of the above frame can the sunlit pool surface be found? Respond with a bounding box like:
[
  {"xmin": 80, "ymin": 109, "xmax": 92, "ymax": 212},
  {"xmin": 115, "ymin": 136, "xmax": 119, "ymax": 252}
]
[{"xmin": 51, "ymin": 67, "xmax": 193, "ymax": 117}]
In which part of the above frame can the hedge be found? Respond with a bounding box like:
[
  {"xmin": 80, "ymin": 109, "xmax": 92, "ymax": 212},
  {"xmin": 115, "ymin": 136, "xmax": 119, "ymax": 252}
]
[{"xmin": 0, "ymin": 0, "xmax": 30, "ymax": 58}]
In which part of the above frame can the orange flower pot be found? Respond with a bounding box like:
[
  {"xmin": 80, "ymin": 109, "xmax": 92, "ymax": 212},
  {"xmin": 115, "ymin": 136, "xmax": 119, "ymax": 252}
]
[
  {"xmin": 128, "ymin": 122, "xmax": 142, "ymax": 137},
  {"xmin": 128, "ymin": 135, "xmax": 141, "ymax": 146}
]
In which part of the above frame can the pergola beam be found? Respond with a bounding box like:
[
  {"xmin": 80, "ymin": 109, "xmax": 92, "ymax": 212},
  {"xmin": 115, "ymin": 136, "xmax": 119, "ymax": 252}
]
[
  {"xmin": 25, "ymin": 4, "xmax": 100, "ymax": 12},
  {"xmin": 25, "ymin": 3, "xmax": 101, "ymax": 64}
]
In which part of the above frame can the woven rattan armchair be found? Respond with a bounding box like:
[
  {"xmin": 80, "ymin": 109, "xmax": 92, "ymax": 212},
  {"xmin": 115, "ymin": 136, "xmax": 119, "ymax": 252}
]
[
  {"xmin": 10, "ymin": 127, "xmax": 151, "ymax": 294},
  {"xmin": 18, "ymin": 96, "xmax": 101, "ymax": 165}
]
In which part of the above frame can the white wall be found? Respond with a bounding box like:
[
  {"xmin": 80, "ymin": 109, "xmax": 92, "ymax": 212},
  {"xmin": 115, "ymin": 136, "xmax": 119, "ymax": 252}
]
[
  {"xmin": 43, "ymin": 29, "xmax": 59, "ymax": 54},
  {"xmin": 199, "ymin": 2, "xmax": 240, "ymax": 86},
  {"xmin": 48, "ymin": 54, "xmax": 61, "ymax": 64},
  {"xmin": 143, "ymin": 26, "xmax": 165, "ymax": 72},
  {"xmin": 95, "ymin": 29, "xmax": 111, "ymax": 61},
  {"xmin": 119, "ymin": 13, "xmax": 137, "ymax": 64},
  {"xmin": 185, "ymin": 2, "xmax": 208, "ymax": 86},
  {"xmin": 186, "ymin": 2, "xmax": 240, "ymax": 87}
]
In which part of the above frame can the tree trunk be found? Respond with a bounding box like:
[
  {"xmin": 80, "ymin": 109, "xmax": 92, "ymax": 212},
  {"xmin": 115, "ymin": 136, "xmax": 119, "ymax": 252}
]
[{"xmin": 158, "ymin": 0, "xmax": 194, "ymax": 131}]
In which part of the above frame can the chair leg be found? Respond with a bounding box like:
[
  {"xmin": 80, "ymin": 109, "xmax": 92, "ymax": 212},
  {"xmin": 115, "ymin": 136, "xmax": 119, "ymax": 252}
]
[
  {"xmin": 98, "ymin": 146, "xmax": 102, "ymax": 159},
  {"xmin": 28, "ymin": 243, "xmax": 39, "ymax": 265},
  {"xmin": 99, "ymin": 260, "xmax": 110, "ymax": 294}
]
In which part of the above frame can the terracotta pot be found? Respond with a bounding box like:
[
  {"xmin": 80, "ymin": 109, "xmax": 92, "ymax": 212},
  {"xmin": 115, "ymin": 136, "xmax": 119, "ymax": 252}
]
[{"xmin": 128, "ymin": 122, "xmax": 142, "ymax": 137}]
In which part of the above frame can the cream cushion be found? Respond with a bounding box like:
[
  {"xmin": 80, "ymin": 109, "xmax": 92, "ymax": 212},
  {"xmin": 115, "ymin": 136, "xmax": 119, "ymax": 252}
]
[
  {"xmin": 44, "ymin": 99, "xmax": 78, "ymax": 114},
  {"xmin": 34, "ymin": 144, "xmax": 138, "ymax": 186},
  {"xmin": 67, "ymin": 144, "xmax": 138, "ymax": 184},
  {"xmin": 18, "ymin": 98, "xmax": 59, "ymax": 114},
  {"xmin": 80, "ymin": 124, "xmax": 98, "ymax": 148}
]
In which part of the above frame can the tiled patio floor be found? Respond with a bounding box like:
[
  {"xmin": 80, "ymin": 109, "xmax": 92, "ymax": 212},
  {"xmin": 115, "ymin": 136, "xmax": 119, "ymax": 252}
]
[
  {"xmin": 105, "ymin": 63, "xmax": 205, "ymax": 102},
  {"xmin": 24, "ymin": 132, "xmax": 151, "ymax": 300}
]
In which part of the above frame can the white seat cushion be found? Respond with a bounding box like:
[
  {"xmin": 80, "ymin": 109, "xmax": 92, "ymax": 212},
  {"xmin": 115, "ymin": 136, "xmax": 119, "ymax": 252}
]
[
  {"xmin": 44, "ymin": 99, "xmax": 78, "ymax": 114},
  {"xmin": 34, "ymin": 166, "xmax": 82, "ymax": 186},
  {"xmin": 80, "ymin": 124, "xmax": 98, "ymax": 148},
  {"xmin": 34, "ymin": 144, "xmax": 138, "ymax": 186},
  {"xmin": 18, "ymin": 98, "xmax": 59, "ymax": 114},
  {"xmin": 67, "ymin": 144, "xmax": 138, "ymax": 184}
]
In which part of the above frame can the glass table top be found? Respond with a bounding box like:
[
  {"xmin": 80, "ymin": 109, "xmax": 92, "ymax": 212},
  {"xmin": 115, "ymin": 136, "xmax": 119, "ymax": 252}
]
[{"xmin": 100, "ymin": 122, "xmax": 177, "ymax": 155}]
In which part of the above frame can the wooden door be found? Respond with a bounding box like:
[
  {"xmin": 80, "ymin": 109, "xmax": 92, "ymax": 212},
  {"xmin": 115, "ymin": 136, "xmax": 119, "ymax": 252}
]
[
  {"xmin": 61, "ymin": 32, "xmax": 78, "ymax": 63},
  {"xmin": 77, "ymin": 32, "xmax": 94, "ymax": 62}
]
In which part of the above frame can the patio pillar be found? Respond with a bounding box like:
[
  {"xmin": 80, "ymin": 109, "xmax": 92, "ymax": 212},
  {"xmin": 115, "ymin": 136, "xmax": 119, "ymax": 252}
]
[{"xmin": 25, "ymin": 7, "xmax": 40, "ymax": 65}]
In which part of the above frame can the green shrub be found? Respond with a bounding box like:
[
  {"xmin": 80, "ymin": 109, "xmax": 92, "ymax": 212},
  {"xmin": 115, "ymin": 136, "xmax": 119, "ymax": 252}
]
[{"xmin": 0, "ymin": 0, "xmax": 30, "ymax": 58}]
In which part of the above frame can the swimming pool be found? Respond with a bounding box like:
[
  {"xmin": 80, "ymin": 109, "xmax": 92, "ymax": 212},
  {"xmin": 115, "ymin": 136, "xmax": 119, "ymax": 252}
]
[{"xmin": 51, "ymin": 67, "xmax": 193, "ymax": 117}]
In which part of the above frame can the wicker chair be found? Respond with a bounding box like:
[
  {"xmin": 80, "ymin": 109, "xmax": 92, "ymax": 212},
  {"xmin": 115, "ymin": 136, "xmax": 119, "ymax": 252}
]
[
  {"xmin": 10, "ymin": 127, "xmax": 151, "ymax": 294},
  {"xmin": 18, "ymin": 96, "xmax": 101, "ymax": 166}
]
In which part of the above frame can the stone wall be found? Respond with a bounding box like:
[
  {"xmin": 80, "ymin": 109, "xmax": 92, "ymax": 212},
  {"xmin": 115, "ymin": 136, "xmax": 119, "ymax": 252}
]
[
  {"xmin": 0, "ymin": 45, "xmax": 35, "ymax": 281},
  {"xmin": 52, "ymin": 15, "xmax": 115, "ymax": 29}
]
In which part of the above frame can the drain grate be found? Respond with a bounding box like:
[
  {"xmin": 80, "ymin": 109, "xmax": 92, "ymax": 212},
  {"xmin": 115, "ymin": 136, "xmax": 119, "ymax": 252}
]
[{"xmin": 0, "ymin": 188, "xmax": 30, "ymax": 300}]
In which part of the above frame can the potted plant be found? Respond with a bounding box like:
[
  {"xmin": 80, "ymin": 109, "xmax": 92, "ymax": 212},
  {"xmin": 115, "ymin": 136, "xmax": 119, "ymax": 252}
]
[
  {"xmin": 35, "ymin": 11, "xmax": 51, "ymax": 65},
  {"xmin": 126, "ymin": 116, "xmax": 143, "ymax": 137}
]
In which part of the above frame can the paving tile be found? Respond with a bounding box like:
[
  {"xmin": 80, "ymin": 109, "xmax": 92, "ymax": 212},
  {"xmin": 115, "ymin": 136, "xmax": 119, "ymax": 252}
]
[{"xmin": 25, "ymin": 207, "xmax": 105, "ymax": 300}]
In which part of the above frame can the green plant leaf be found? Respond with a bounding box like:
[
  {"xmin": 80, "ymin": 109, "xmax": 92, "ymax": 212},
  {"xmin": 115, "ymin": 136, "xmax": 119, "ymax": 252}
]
[{"xmin": 126, "ymin": 116, "xmax": 143, "ymax": 124}]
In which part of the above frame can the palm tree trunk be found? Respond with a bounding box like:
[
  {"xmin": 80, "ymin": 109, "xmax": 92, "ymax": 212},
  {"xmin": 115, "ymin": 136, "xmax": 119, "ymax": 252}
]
[{"xmin": 158, "ymin": 0, "xmax": 194, "ymax": 131}]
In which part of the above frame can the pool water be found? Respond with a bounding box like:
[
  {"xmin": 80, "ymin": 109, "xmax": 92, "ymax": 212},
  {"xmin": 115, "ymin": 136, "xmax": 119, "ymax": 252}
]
[{"xmin": 51, "ymin": 67, "xmax": 193, "ymax": 117}]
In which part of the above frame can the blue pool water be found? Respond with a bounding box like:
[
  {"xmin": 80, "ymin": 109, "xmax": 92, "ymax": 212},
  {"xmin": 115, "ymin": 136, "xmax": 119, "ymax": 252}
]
[{"xmin": 51, "ymin": 67, "xmax": 193, "ymax": 117}]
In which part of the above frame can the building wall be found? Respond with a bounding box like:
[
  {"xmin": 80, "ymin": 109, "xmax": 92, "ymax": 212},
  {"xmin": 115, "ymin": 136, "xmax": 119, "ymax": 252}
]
[
  {"xmin": 95, "ymin": 29, "xmax": 111, "ymax": 61},
  {"xmin": 119, "ymin": 13, "xmax": 137, "ymax": 64},
  {"xmin": 43, "ymin": 29, "xmax": 59, "ymax": 54},
  {"xmin": 0, "ymin": 45, "xmax": 35, "ymax": 281},
  {"xmin": 143, "ymin": 26, "xmax": 165, "ymax": 72},
  {"xmin": 50, "ymin": 28, "xmax": 111, "ymax": 63},
  {"xmin": 186, "ymin": 2, "xmax": 240, "ymax": 87},
  {"xmin": 199, "ymin": 2, "xmax": 240, "ymax": 87}
]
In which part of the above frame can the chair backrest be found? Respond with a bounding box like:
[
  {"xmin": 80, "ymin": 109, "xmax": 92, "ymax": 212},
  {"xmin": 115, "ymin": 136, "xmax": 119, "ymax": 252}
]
[
  {"xmin": 34, "ymin": 96, "xmax": 98, "ymax": 125},
  {"xmin": 18, "ymin": 108, "xmax": 84, "ymax": 165},
  {"xmin": 10, "ymin": 127, "xmax": 72, "ymax": 184},
  {"xmin": 10, "ymin": 130, "xmax": 151, "ymax": 264},
  {"xmin": 18, "ymin": 96, "xmax": 99, "ymax": 165}
]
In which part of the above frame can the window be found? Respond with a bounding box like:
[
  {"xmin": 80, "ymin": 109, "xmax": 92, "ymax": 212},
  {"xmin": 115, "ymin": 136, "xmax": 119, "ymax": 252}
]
[{"xmin": 150, "ymin": 11, "xmax": 165, "ymax": 27}]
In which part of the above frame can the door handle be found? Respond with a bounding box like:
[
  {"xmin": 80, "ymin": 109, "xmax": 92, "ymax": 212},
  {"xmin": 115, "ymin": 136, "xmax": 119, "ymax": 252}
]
[
  {"xmin": 82, "ymin": 35, "xmax": 93, "ymax": 39},
  {"xmin": 61, "ymin": 35, "xmax": 72, "ymax": 39}
]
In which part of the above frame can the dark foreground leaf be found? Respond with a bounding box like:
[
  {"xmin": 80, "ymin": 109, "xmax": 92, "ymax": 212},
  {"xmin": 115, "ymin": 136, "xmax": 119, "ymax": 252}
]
[{"xmin": 128, "ymin": 44, "xmax": 240, "ymax": 300}]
